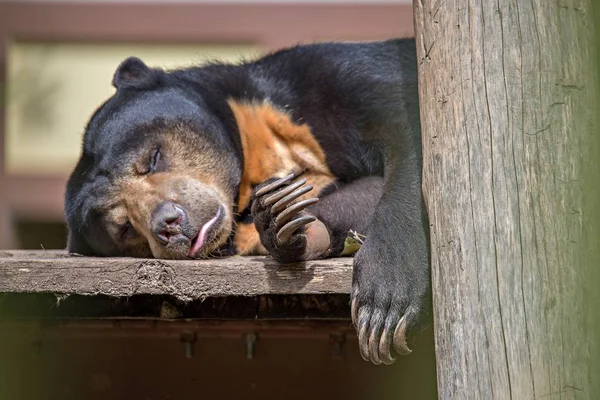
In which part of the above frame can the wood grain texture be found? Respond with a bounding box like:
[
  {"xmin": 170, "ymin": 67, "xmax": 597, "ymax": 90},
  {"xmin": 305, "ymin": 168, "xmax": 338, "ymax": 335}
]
[
  {"xmin": 0, "ymin": 250, "xmax": 353, "ymax": 301},
  {"xmin": 414, "ymin": 0, "xmax": 597, "ymax": 398}
]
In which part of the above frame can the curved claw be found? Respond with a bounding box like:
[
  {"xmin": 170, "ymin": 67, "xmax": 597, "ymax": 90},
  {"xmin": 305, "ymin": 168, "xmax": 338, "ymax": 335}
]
[
  {"xmin": 351, "ymin": 297, "xmax": 359, "ymax": 327},
  {"xmin": 272, "ymin": 185, "xmax": 313, "ymax": 213},
  {"xmin": 378, "ymin": 318, "xmax": 397, "ymax": 365},
  {"xmin": 380, "ymin": 348, "xmax": 397, "ymax": 365},
  {"xmin": 367, "ymin": 310, "xmax": 384, "ymax": 365},
  {"xmin": 255, "ymin": 173, "xmax": 295, "ymax": 197},
  {"xmin": 275, "ymin": 198, "xmax": 319, "ymax": 228},
  {"xmin": 368, "ymin": 335, "xmax": 383, "ymax": 365},
  {"xmin": 277, "ymin": 215, "xmax": 316, "ymax": 243},
  {"xmin": 393, "ymin": 309, "xmax": 414, "ymax": 355},
  {"xmin": 357, "ymin": 309, "xmax": 371, "ymax": 362},
  {"xmin": 264, "ymin": 178, "xmax": 308, "ymax": 206}
]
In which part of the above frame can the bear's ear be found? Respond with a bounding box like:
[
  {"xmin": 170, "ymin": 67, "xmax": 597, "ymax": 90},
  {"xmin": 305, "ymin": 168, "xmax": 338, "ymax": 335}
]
[{"xmin": 112, "ymin": 56, "xmax": 157, "ymax": 89}]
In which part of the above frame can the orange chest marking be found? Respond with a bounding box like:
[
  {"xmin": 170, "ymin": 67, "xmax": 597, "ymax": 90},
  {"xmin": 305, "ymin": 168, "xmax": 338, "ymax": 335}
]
[
  {"xmin": 228, "ymin": 100, "xmax": 335, "ymax": 213},
  {"xmin": 227, "ymin": 100, "xmax": 337, "ymax": 255}
]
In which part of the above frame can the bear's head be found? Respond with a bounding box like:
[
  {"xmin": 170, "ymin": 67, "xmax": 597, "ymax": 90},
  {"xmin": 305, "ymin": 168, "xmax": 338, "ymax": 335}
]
[{"xmin": 65, "ymin": 57, "xmax": 242, "ymax": 259}]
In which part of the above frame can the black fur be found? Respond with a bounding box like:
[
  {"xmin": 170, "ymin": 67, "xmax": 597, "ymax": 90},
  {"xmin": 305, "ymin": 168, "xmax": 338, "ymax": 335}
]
[
  {"xmin": 65, "ymin": 38, "xmax": 430, "ymax": 363},
  {"xmin": 251, "ymin": 175, "xmax": 383, "ymax": 263}
]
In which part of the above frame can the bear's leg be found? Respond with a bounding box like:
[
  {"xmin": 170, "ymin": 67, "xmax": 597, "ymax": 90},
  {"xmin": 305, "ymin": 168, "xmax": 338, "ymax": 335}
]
[{"xmin": 251, "ymin": 174, "xmax": 383, "ymax": 263}]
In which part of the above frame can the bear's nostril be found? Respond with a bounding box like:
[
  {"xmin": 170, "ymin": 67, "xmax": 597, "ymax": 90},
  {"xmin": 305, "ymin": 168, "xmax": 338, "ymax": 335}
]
[
  {"xmin": 157, "ymin": 231, "xmax": 170, "ymax": 244},
  {"xmin": 166, "ymin": 215, "xmax": 181, "ymax": 227}
]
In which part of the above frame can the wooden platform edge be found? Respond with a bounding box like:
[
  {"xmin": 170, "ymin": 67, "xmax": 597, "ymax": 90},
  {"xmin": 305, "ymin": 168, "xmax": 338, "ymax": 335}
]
[{"xmin": 0, "ymin": 250, "xmax": 354, "ymax": 301}]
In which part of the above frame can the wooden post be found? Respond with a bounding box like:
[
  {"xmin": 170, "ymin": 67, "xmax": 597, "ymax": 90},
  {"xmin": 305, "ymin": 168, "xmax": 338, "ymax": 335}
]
[{"xmin": 414, "ymin": 0, "xmax": 599, "ymax": 398}]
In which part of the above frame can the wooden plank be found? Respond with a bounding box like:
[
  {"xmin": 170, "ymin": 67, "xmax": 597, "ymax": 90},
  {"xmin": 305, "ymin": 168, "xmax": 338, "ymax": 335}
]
[{"xmin": 0, "ymin": 251, "xmax": 353, "ymax": 300}]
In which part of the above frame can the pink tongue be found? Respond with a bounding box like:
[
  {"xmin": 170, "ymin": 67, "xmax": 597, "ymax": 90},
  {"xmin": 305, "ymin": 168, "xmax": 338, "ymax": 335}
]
[{"xmin": 188, "ymin": 207, "xmax": 223, "ymax": 257}]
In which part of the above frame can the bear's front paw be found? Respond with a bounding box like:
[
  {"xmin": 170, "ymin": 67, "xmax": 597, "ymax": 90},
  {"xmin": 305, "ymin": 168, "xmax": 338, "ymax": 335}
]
[
  {"xmin": 251, "ymin": 173, "xmax": 330, "ymax": 263},
  {"xmin": 351, "ymin": 238, "xmax": 430, "ymax": 365}
]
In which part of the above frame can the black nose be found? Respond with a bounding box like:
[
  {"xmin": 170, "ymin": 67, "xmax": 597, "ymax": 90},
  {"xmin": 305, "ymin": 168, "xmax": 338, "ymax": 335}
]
[{"xmin": 151, "ymin": 202, "xmax": 187, "ymax": 245}]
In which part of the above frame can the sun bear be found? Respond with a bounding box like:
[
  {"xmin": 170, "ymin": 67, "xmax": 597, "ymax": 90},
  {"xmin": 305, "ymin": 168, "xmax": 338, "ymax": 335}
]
[{"xmin": 65, "ymin": 38, "xmax": 430, "ymax": 365}]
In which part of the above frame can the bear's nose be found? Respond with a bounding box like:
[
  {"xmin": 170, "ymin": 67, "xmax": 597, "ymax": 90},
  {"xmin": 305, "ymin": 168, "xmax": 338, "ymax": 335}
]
[{"xmin": 151, "ymin": 202, "xmax": 187, "ymax": 245}]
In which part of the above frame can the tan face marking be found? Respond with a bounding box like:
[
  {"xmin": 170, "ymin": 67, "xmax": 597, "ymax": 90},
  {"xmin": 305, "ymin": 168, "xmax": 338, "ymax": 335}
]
[
  {"xmin": 100, "ymin": 124, "xmax": 238, "ymax": 259},
  {"xmin": 103, "ymin": 200, "xmax": 153, "ymax": 257}
]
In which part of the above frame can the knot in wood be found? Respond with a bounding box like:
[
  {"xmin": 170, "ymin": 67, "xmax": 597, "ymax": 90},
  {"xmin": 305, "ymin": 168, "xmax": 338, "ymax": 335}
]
[{"xmin": 135, "ymin": 261, "xmax": 175, "ymax": 289}]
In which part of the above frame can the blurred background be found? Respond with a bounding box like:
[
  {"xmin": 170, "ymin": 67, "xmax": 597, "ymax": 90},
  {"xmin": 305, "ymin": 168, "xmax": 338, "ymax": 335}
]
[{"xmin": 0, "ymin": 0, "xmax": 415, "ymax": 250}]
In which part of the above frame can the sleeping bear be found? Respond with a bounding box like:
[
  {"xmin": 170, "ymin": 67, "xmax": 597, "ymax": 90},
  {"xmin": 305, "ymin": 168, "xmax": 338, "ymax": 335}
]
[{"xmin": 65, "ymin": 38, "xmax": 430, "ymax": 365}]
